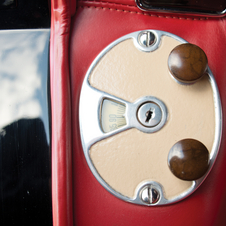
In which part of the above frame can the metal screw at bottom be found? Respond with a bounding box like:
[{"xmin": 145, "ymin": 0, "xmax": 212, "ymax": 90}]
[{"xmin": 140, "ymin": 185, "xmax": 160, "ymax": 204}]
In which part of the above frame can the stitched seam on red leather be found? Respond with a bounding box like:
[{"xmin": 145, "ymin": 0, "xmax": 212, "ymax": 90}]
[
  {"xmin": 78, "ymin": 0, "xmax": 134, "ymax": 7},
  {"xmin": 77, "ymin": 5, "xmax": 209, "ymax": 20}
]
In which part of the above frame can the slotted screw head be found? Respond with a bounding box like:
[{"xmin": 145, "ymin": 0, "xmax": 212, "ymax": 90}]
[
  {"xmin": 140, "ymin": 185, "xmax": 160, "ymax": 204},
  {"xmin": 138, "ymin": 31, "xmax": 156, "ymax": 48}
]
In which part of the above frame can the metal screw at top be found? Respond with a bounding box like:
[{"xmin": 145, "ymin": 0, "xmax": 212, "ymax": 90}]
[
  {"xmin": 140, "ymin": 185, "xmax": 160, "ymax": 204},
  {"xmin": 138, "ymin": 31, "xmax": 156, "ymax": 48}
]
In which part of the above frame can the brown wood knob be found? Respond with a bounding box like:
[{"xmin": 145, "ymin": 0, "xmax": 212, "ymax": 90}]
[
  {"xmin": 168, "ymin": 139, "xmax": 209, "ymax": 181},
  {"xmin": 168, "ymin": 43, "xmax": 208, "ymax": 84}
]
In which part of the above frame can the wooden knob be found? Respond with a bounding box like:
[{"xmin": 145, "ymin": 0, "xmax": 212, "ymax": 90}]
[
  {"xmin": 168, "ymin": 43, "xmax": 208, "ymax": 84},
  {"xmin": 168, "ymin": 139, "xmax": 209, "ymax": 181}
]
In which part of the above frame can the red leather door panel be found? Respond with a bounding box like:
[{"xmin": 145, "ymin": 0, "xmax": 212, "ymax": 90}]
[{"xmin": 50, "ymin": 0, "xmax": 226, "ymax": 225}]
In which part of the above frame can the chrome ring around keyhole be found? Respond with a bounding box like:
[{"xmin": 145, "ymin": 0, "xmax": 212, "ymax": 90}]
[{"xmin": 137, "ymin": 102, "xmax": 162, "ymax": 127}]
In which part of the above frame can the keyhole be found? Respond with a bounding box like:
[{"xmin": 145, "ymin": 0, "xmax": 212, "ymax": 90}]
[
  {"xmin": 145, "ymin": 109, "xmax": 153, "ymax": 123},
  {"xmin": 137, "ymin": 102, "xmax": 164, "ymax": 128}
]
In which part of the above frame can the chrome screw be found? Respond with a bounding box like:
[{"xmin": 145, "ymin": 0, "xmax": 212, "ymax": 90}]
[
  {"xmin": 138, "ymin": 31, "xmax": 156, "ymax": 48},
  {"xmin": 140, "ymin": 185, "xmax": 160, "ymax": 204}
]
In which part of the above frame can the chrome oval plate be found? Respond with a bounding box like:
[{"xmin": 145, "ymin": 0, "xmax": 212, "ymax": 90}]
[{"xmin": 79, "ymin": 30, "xmax": 222, "ymax": 206}]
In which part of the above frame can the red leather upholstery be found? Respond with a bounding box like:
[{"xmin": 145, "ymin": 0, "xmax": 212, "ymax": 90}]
[
  {"xmin": 51, "ymin": 0, "xmax": 226, "ymax": 225},
  {"xmin": 50, "ymin": 1, "xmax": 74, "ymax": 226}
]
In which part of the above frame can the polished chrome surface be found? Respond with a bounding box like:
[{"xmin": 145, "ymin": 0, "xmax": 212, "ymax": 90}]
[
  {"xmin": 79, "ymin": 30, "xmax": 222, "ymax": 206},
  {"xmin": 138, "ymin": 31, "xmax": 156, "ymax": 48},
  {"xmin": 0, "ymin": 29, "xmax": 52, "ymax": 225},
  {"xmin": 135, "ymin": 0, "xmax": 226, "ymax": 17},
  {"xmin": 137, "ymin": 102, "xmax": 162, "ymax": 127},
  {"xmin": 140, "ymin": 184, "xmax": 160, "ymax": 204}
]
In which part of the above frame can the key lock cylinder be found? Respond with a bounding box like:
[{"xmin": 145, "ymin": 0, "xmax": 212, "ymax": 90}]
[{"xmin": 79, "ymin": 30, "xmax": 222, "ymax": 205}]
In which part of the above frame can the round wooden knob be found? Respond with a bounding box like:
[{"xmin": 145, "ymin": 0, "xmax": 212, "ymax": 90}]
[
  {"xmin": 168, "ymin": 139, "xmax": 209, "ymax": 181},
  {"xmin": 168, "ymin": 43, "xmax": 208, "ymax": 84}
]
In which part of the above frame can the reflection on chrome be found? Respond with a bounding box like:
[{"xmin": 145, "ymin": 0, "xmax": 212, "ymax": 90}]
[{"xmin": 0, "ymin": 29, "xmax": 50, "ymax": 143}]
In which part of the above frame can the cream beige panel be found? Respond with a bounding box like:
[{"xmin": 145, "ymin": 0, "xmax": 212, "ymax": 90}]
[{"xmin": 89, "ymin": 36, "xmax": 215, "ymax": 199}]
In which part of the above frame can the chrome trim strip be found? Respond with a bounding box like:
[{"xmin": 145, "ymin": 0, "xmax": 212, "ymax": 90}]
[{"xmin": 135, "ymin": 0, "xmax": 226, "ymax": 17}]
